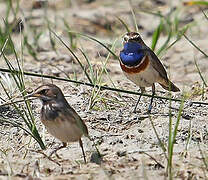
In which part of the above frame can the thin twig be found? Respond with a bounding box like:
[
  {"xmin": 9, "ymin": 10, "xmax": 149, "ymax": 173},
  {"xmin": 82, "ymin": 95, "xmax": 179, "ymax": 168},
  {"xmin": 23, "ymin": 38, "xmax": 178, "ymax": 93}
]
[
  {"xmin": 29, "ymin": 149, "xmax": 61, "ymax": 166},
  {"xmin": 142, "ymin": 151, "xmax": 165, "ymax": 169},
  {"xmin": 0, "ymin": 68, "xmax": 208, "ymax": 106}
]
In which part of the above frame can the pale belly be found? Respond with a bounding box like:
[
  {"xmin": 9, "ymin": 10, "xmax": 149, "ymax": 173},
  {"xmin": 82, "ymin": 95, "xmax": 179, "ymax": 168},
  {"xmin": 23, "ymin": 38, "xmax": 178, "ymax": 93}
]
[
  {"xmin": 123, "ymin": 64, "xmax": 159, "ymax": 87},
  {"xmin": 42, "ymin": 119, "xmax": 83, "ymax": 143}
]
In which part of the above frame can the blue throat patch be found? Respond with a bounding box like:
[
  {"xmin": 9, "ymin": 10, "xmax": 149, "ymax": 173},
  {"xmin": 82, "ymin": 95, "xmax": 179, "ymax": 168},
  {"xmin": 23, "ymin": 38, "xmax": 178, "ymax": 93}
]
[{"xmin": 120, "ymin": 42, "xmax": 144, "ymax": 66}]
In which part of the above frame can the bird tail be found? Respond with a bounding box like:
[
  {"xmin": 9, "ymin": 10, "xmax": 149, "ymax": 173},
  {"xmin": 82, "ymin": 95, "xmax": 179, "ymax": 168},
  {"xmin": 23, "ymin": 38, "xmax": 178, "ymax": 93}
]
[{"xmin": 159, "ymin": 80, "xmax": 180, "ymax": 92}]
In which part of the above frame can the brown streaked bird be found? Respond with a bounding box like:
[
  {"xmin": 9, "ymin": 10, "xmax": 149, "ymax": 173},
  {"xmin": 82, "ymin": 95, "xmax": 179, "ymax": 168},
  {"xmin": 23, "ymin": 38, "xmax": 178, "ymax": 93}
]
[
  {"xmin": 26, "ymin": 84, "xmax": 89, "ymax": 163},
  {"xmin": 119, "ymin": 32, "xmax": 180, "ymax": 113}
]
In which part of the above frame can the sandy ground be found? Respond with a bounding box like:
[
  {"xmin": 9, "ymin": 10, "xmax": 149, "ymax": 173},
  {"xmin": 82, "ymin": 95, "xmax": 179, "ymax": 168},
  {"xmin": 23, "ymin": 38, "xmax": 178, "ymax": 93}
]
[{"xmin": 0, "ymin": 0, "xmax": 208, "ymax": 179}]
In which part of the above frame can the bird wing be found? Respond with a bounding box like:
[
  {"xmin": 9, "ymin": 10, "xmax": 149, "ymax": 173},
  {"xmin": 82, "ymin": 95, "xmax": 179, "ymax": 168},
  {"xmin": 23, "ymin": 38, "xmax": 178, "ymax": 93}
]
[
  {"xmin": 51, "ymin": 102, "xmax": 89, "ymax": 137},
  {"xmin": 65, "ymin": 106, "xmax": 89, "ymax": 137},
  {"xmin": 147, "ymin": 48, "xmax": 169, "ymax": 81}
]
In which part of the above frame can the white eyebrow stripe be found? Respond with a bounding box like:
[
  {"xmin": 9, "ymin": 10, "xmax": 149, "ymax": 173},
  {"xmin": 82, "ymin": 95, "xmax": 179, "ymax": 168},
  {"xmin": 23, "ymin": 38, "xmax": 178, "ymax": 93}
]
[{"xmin": 130, "ymin": 35, "xmax": 140, "ymax": 39}]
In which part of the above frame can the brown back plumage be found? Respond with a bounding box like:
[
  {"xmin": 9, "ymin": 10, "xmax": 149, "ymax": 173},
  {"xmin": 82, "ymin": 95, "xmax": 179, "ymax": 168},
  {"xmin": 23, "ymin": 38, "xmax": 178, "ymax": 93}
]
[{"xmin": 147, "ymin": 46, "xmax": 180, "ymax": 92}]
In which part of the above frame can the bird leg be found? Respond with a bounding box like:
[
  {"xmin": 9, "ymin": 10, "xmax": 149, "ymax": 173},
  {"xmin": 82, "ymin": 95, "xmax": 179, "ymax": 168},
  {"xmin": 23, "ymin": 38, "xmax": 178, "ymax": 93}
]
[
  {"xmin": 133, "ymin": 87, "xmax": 145, "ymax": 113},
  {"xmin": 79, "ymin": 139, "xmax": 87, "ymax": 164},
  {"xmin": 147, "ymin": 84, "xmax": 155, "ymax": 113},
  {"xmin": 49, "ymin": 142, "xmax": 67, "ymax": 158}
]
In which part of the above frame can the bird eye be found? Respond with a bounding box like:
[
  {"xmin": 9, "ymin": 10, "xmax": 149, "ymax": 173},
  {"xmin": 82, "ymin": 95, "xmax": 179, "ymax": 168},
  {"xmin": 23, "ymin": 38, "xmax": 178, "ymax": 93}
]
[{"xmin": 40, "ymin": 89, "xmax": 47, "ymax": 95}]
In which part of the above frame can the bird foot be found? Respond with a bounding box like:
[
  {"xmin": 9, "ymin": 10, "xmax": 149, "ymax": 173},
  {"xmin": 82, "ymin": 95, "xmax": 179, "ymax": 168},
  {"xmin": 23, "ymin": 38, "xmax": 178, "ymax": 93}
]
[
  {"xmin": 133, "ymin": 108, "xmax": 137, "ymax": 113},
  {"xmin": 49, "ymin": 143, "xmax": 67, "ymax": 159},
  {"xmin": 147, "ymin": 105, "xmax": 152, "ymax": 114}
]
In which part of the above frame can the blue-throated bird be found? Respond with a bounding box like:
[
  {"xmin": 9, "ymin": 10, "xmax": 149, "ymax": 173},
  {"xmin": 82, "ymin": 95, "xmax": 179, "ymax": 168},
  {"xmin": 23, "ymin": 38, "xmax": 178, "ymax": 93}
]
[{"xmin": 119, "ymin": 32, "xmax": 180, "ymax": 113}]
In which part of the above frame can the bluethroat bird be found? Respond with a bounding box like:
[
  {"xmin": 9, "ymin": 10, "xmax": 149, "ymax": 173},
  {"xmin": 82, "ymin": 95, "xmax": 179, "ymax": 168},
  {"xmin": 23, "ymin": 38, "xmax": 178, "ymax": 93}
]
[
  {"xmin": 25, "ymin": 84, "xmax": 88, "ymax": 163},
  {"xmin": 119, "ymin": 32, "xmax": 180, "ymax": 113}
]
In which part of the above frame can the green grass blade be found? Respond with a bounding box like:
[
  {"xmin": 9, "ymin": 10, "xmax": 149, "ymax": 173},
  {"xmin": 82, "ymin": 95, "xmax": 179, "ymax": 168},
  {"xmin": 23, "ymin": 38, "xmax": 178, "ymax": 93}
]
[
  {"xmin": 128, "ymin": 0, "xmax": 138, "ymax": 32},
  {"xmin": 156, "ymin": 27, "xmax": 172, "ymax": 56},
  {"xmin": 68, "ymin": 31, "xmax": 118, "ymax": 59},
  {"xmin": 115, "ymin": 16, "xmax": 130, "ymax": 32},
  {"xmin": 148, "ymin": 114, "xmax": 167, "ymax": 158},
  {"xmin": 167, "ymin": 97, "xmax": 185, "ymax": 179},
  {"xmin": 151, "ymin": 20, "xmax": 163, "ymax": 51},
  {"xmin": 0, "ymin": 118, "xmax": 45, "ymax": 149},
  {"xmin": 0, "ymin": 35, "xmax": 45, "ymax": 150},
  {"xmin": 197, "ymin": 143, "xmax": 208, "ymax": 171},
  {"xmin": 194, "ymin": 58, "xmax": 207, "ymax": 87},
  {"xmin": 167, "ymin": 93, "xmax": 173, "ymax": 178},
  {"xmin": 202, "ymin": 10, "xmax": 208, "ymax": 20},
  {"xmin": 139, "ymin": 9, "xmax": 164, "ymax": 18},
  {"xmin": 50, "ymin": 29, "xmax": 93, "ymax": 84},
  {"xmin": 79, "ymin": 48, "xmax": 96, "ymax": 84},
  {"xmin": 184, "ymin": 1, "xmax": 208, "ymax": 6},
  {"xmin": 165, "ymin": 26, "xmax": 189, "ymax": 51},
  {"xmin": 63, "ymin": 18, "xmax": 77, "ymax": 49},
  {"xmin": 183, "ymin": 34, "xmax": 208, "ymax": 58}
]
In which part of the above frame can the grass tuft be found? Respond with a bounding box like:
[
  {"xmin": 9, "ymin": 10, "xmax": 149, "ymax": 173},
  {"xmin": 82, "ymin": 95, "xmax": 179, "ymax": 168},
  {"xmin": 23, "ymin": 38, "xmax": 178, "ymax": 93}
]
[{"xmin": 0, "ymin": 35, "xmax": 45, "ymax": 150}]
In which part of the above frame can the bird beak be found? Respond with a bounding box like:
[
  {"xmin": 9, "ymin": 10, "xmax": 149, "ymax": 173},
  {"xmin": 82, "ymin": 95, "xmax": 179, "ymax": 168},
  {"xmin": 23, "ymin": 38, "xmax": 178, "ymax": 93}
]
[{"xmin": 24, "ymin": 92, "xmax": 40, "ymax": 99}]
